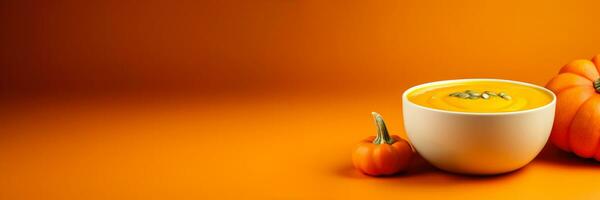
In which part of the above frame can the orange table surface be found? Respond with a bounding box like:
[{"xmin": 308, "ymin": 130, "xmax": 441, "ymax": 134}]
[{"xmin": 2, "ymin": 93, "xmax": 600, "ymax": 200}]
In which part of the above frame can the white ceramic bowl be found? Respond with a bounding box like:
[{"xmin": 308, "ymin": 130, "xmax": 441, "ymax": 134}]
[{"xmin": 402, "ymin": 79, "xmax": 556, "ymax": 175}]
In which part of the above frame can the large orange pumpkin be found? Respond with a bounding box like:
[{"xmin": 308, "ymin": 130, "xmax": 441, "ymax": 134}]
[{"xmin": 546, "ymin": 55, "xmax": 600, "ymax": 160}]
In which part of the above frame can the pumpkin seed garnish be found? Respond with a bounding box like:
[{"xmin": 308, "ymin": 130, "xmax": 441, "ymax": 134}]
[
  {"xmin": 483, "ymin": 91, "xmax": 497, "ymax": 96},
  {"xmin": 468, "ymin": 92, "xmax": 481, "ymax": 97},
  {"xmin": 449, "ymin": 90, "xmax": 510, "ymax": 100},
  {"xmin": 458, "ymin": 93, "xmax": 470, "ymax": 98},
  {"xmin": 498, "ymin": 92, "xmax": 512, "ymax": 100},
  {"xmin": 449, "ymin": 92, "xmax": 462, "ymax": 97},
  {"xmin": 481, "ymin": 93, "xmax": 490, "ymax": 99}
]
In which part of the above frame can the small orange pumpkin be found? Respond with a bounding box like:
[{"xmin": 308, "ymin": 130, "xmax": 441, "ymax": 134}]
[
  {"xmin": 352, "ymin": 112, "xmax": 413, "ymax": 176},
  {"xmin": 546, "ymin": 55, "xmax": 600, "ymax": 160}
]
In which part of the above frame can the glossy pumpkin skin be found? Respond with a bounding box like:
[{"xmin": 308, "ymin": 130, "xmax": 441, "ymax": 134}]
[
  {"xmin": 352, "ymin": 112, "xmax": 413, "ymax": 176},
  {"xmin": 546, "ymin": 55, "xmax": 600, "ymax": 160},
  {"xmin": 352, "ymin": 135, "xmax": 413, "ymax": 176}
]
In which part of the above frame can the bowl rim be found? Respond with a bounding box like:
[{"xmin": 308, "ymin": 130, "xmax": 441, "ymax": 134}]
[{"xmin": 402, "ymin": 78, "xmax": 557, "ymax": 116}]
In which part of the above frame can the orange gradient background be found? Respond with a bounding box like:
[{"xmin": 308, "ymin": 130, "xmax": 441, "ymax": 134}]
[{"xmin": 3, "ymin": 0, "xmax": 600, "ymax": 199}]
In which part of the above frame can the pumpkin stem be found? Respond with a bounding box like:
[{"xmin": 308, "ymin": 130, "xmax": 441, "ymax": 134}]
[
  {"xmin": 372, "ymin": 112, "xmax": 395, "ymax": 145},
  {"xmin": 595, "ymin": 78, "xmax": 600, "ymax": 93}
]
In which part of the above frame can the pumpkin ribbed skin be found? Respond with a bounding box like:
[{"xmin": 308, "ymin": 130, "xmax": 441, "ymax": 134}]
[
  {"xmin": 546, "ymin": 55, "xmax": 600, "ymax": 160},
  {"xmin": 352, "ymin": 112, "xmax": 413, "ymax": 176},
  {"xmin": 352, "ymin": 135, "xmax": 413, "ymax": 176}
]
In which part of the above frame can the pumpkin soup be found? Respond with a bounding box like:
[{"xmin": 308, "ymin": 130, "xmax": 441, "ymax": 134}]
[{"xmin": 408, "ymin": 81, "xmax": 553, "ymax": 113}]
